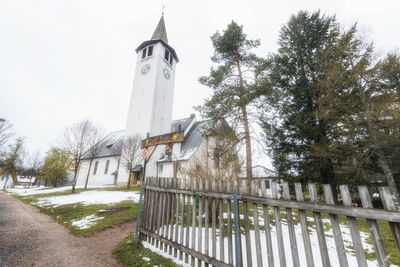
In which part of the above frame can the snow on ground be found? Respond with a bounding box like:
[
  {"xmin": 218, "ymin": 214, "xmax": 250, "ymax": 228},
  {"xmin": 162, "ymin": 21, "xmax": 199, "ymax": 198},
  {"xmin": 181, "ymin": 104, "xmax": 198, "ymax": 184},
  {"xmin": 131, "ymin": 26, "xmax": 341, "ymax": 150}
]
[
  {"xmin": 143, "ymin": 219, "xmax": 383, "ymax": 267},
  {"xmin": 142, "ymin": 241, "xmax": 191, "ymax": 267},
  {"xmin": 6, "ymin": 185, "xmax": 116, "ymax": 196},
  {"xmin": 71, "ymin": 214, "xmax": 104, "ymax": 229},
  {"xmin": 36, "ymin": 190, "xmax": 140, "ymax": 207}
]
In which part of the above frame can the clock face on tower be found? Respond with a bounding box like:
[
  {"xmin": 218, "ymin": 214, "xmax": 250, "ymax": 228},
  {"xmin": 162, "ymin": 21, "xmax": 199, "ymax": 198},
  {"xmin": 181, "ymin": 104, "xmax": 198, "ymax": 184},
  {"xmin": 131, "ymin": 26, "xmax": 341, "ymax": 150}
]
[
  {"xmin": 163, "ymin": 68, "xmax": 170, "ymax": 80},
  {"xmin": 141, "ymin": 64, "xmax": 151, "ymax": 75}
]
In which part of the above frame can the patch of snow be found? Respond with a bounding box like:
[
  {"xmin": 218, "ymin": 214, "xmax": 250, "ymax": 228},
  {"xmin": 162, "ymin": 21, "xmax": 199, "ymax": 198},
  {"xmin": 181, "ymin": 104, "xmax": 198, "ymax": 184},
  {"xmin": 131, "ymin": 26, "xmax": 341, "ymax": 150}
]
[
  {"xmin": 71, "ymin": 214, "xmax": 104, "ymax": 229},
  {"xmin": 36, "ymin": 190, "xmax": 140, "ymax": 207},
  {"xmin": 6, "ymin": 185, "xmax": 116, "ymax": 196},
  {"xmin": 142, "ymin": 241, "xmax": 190, "ymax": 267},
  {"xmin": 142, "ymin": 257, "xmax": 150, "ymax": 262}
]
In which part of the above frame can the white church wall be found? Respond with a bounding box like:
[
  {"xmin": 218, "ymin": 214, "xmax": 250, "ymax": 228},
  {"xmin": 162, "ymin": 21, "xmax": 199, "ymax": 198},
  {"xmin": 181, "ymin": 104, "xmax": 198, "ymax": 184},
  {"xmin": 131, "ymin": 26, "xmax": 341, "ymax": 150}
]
[
  {"xmin": 76, "ymin": 156, "xmax": 120, "ymax": 187},
  {"xmin": 157, "ymin": 162, "xmax": 174, "ymax": 178},
  {"xmin": 117, "ymin": 166, "xmax": 130, "ymax": 185},
  {"xmin": 145, "ymin": 145, "xmax": 166, "ymax": 178}
]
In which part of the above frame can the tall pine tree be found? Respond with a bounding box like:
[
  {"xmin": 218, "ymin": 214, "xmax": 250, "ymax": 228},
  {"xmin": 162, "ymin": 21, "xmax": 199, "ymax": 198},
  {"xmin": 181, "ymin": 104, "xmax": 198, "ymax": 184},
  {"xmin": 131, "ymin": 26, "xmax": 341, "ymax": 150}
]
[
  {"xmin": 259, "ymin": 11, "xmax": 340, "ymax": 184},
  {"xmin": 197, "ymin": 21, "xmax": 261, "ymax": 179}
]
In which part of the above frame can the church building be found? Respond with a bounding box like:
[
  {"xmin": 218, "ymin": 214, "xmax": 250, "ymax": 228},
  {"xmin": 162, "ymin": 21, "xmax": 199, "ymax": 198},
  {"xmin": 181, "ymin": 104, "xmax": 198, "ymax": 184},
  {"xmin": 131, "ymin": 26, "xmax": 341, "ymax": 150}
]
[{"xmin": 75, "ymin": 15, "xmax": 231, "ymax": 187}]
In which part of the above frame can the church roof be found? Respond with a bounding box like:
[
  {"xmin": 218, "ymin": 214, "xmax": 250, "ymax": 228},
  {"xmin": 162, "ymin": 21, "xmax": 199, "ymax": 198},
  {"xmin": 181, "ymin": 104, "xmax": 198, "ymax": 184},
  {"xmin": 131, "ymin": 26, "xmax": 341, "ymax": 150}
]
[
  {"xmin": 81, "ymin": 116, "xmax": 197, "ymax": 160},
  {"xmin": 81, "ymin": 130, "xmax": 124, "ymax": 160},
  {"xmin": 177, "ymin": 121, "xmax": 204, "ymax": 160},
  {"xmin": 171, "ymin": 114, "xmax": 195, "ymax": 132},
  {"xmin": 151, "ymin": 15, "xmax": 168, "ymax": 43}
]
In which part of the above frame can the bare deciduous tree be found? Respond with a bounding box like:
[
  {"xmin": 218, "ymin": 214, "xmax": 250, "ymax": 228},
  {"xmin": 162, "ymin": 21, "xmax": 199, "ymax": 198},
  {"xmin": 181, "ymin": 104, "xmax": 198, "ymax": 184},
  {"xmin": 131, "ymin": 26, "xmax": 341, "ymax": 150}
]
[
  {"xmin": 0, "ymin": 118, "xmax": 13, "ymax": 149},
  {"xmin": 60, "ymin": 119, "xmax": 101, "ymax": 193},
  {"xmin": 0, "ymin": 137, "xmax": 25, "ymax": 188},
  {"xmin": 25, "ymin": 150, "xmax": 42, "ymax": 187},
  {"xmin": 120, "ymin": 134, "xmax": 142, "ymax": 187}
]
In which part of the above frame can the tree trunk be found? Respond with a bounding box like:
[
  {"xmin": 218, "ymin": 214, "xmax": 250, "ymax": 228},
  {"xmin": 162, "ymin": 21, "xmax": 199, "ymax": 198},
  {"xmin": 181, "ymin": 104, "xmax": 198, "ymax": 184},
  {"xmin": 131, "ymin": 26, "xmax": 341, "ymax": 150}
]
[
  {"xmin": 236, "ymin": 59, "xmax": 253, "ymax": 179},
  {"xmin": 127, "ymin": 172, "xmax": 132, "ymax": 188},
  {"xmin": 242, "ymin": 106, "xmax": 253, "ymax": 179},
  {"xmin": 377, "ymin": 151, "xmax": 400, "ymax": 210},
  {"xmin": 84, "ymin": 159, "xmax": 93, "ymax": 190},
  {"xmin": 71, "ymin": 158, "xmax": 80, "ymax": 193},
  {"xmin": 3, "ymin": 176, "xmax": 9, "ymax": 189},
  {"xmin": 11, "ymin": 169, "xmax": 18, "ymax": 185}
]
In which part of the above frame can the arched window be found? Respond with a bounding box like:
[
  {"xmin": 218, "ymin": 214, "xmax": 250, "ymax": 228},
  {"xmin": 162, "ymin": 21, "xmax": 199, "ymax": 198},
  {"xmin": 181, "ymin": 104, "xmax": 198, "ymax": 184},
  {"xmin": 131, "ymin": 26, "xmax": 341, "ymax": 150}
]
[
  {"xmin": 93, "ymin": 161, "xmax": 98, "ymax": 175},
  {"xmin": 104, "ymin": 160, "xmax": 110, "ymax": 174}
]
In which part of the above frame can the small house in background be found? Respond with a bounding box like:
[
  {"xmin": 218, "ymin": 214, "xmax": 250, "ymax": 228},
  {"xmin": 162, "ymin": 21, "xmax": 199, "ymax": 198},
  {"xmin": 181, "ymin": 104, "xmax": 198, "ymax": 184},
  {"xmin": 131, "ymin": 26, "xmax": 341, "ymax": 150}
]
[
  {"xmin": 16, "ymin": 170, "xmax": 37, "ymax": 187},
  {"xmin": 239, "ymin": 165, "xmax": 276, "ymax": 197}
]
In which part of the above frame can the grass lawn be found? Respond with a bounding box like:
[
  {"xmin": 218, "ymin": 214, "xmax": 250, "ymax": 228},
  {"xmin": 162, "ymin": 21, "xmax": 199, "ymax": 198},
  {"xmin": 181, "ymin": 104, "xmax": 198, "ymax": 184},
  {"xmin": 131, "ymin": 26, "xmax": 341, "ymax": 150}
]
[
  {"xmin": 11, "ymin": 186, "xmax": 140, "ymax": 237},
  {"xmin": 112, "ymin": 232, "xmax": 179, "ymax": 267}
]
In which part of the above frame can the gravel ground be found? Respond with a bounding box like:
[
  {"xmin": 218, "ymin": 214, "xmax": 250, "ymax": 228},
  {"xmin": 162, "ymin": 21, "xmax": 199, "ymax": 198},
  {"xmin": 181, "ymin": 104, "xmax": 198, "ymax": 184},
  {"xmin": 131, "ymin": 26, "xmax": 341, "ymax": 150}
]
[{"xmin": 0, "ymin": 191, "xmax": 135, "ymax": 267}]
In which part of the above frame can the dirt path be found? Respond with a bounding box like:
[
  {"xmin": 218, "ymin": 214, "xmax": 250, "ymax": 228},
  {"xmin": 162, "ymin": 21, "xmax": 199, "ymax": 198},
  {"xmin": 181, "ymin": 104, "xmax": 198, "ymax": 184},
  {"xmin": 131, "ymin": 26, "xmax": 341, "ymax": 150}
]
[{"xmin": 0, "ymin": 191, "xmax": 135, "ymax": 267}]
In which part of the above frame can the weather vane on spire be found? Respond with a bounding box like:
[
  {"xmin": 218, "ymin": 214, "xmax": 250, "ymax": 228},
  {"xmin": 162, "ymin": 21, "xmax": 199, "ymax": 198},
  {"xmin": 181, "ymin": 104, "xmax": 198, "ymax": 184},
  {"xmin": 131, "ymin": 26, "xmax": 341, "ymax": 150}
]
[{"xmin": 162, "ymin": 4, "xmax": 165, "ymax": 16}]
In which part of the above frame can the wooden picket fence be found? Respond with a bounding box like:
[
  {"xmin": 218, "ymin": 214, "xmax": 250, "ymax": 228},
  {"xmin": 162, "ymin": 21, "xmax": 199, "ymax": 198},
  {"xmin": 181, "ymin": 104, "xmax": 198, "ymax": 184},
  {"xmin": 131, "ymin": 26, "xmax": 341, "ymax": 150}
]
[{"xmin": 135, "ymin": 177, "xmax": 400, "ymax": 267}]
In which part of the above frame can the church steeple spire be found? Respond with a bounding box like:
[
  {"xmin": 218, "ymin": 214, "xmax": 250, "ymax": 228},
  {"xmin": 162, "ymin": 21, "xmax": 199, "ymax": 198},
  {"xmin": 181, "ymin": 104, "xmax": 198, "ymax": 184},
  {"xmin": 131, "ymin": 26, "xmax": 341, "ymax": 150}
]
[{"xmin": 151, "ymin": 15, "xmax": 168, "ymax": 43}]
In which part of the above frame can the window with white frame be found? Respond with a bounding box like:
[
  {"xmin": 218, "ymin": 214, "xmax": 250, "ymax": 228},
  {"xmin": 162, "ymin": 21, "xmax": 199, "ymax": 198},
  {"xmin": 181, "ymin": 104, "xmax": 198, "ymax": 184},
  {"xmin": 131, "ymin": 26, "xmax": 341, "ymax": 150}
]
[
  {"xmin": 164, "ymin": 48, "xmax": 173, "ymax": 65},
  {"xmin": 142, "ymin": 45, "xmax": 153, "ymax": 59}
]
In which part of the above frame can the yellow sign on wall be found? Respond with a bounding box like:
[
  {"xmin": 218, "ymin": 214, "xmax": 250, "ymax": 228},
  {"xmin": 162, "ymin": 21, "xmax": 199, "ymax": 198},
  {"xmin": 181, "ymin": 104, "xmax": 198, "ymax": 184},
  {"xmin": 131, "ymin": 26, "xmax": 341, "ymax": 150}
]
[{"xmin": 140, "ymin": 131, "xmax": 184, "ymax": 149}]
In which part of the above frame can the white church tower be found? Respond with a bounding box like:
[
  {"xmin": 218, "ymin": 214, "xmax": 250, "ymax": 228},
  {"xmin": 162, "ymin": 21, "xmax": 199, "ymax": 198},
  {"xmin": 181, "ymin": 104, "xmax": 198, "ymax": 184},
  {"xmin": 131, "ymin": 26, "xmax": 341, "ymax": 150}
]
[
  {"xmin": 125, "ymin": 15, "xmax": 178, "ymax": 138},
  {"xmin": 118, "ymin": 15, "xmax": 179, "ymax": 183}
]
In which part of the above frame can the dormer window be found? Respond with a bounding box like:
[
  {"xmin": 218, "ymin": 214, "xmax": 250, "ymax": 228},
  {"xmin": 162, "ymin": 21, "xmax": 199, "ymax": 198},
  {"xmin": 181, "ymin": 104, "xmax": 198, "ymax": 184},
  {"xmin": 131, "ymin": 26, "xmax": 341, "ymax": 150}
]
[
  {"xmin": 142, "ymin": 48, "xmax": 147, "ymax": 59},
  {"xmin": 164, "ymin": 49, "xmax": 169, "ymax": 61},
  {"xmin": 164, "ymin": 48, "xmax": 173, "ymax": 65},
  {"xmin": 147, "ymin": 45, "xmax": 153, "ymax": 56},
  {"xmin": 142, "ymin": 45, "xmax": 153, "ymax": 59}
]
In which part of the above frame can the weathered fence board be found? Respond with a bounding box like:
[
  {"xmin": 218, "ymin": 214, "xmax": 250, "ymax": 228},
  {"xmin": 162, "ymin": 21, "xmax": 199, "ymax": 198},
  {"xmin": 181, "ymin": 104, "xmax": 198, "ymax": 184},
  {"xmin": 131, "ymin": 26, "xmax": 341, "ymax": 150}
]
[
  {"xmin": 219, "ymin": 180, "xmax": 225, "ymax": 262},
  {"xmin": 191, "ymin": 179, "xmax": 197, "ymax": 266},
  {"xmin": 261, "ymin": 179, "xmax": 274, "ymax": 267},
  {"xmin": 294, "ymin": 183, "xmax": 314, "ymax": 267},
  {"xmin": 359, "ymin": 186, "xmax": 388, "ymax": 267},
  {"xmin": 272, "ymin": 181, "xmax": 286, "ymax": 267},
  {"xmin": 251, "ymin": 181, "xmax": 263, "ymax": 267},
  {"xmin": 339, "ymin": 185, "xmax": 367, "ymax": 267},
  {"xmin": 308, "ymin": 184, "xmax": 330, "ymax": 267},
  {"xmin": 283, "ymin": 182, "xmax": 300, "ymax": 267},
  {"xmin": 226, "ymin": 180, "xmax": 234, "ymax": 265},
  {"xmin": 204, "ymin": 179, "xmax": 210, "ymax": 267},
  {"xmin": 323, "ymin": 184, "xmax": 348, "ymax": 267},
  {"xmin": 241, "ymin": 180, "xmax": 253, "ymax": 267}
]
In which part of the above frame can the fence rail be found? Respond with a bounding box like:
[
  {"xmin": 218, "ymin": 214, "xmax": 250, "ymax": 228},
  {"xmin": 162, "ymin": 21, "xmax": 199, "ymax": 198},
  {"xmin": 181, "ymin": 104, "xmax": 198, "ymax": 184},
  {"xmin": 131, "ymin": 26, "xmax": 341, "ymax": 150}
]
[{"xmin": 136, "ymin": 177, "xmax": 400, "ymax": 267}]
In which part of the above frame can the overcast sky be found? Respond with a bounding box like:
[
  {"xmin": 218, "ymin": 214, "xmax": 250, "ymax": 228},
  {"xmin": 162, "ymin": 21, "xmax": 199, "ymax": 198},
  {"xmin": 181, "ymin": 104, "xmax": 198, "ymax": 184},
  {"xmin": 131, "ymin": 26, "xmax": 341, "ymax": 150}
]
[{"xmin": 1, "ymin": 0, "xmax": 399, "ymax": 166}]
